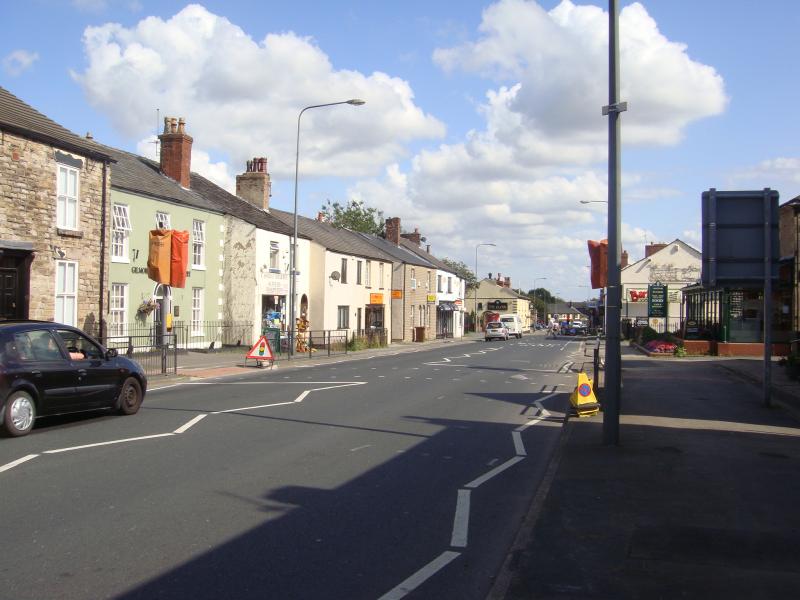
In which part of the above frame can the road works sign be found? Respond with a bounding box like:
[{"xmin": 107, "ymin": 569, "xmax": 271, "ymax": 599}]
[{"xmin": 246, "ymin": 335, "xmax": 274, "ymax": 361}]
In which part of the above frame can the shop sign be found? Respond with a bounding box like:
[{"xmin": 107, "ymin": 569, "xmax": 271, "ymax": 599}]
[
  {"xmin": 369, "ymin": 293, "xmax": 384, "ymax": 305},
  {"xmin": 648, "ymin": 283, "xmax": 668, "ymax": 318},
  {"xmin": 487, "ymin": 300, "xmax": 508, "ymax": 311},
  {"xmin": 391, "ymin": 290, "xmax": 403, "ymax": 299},
  {"xmin": 454, "ymin": 299, "xmax": 463, "ymax": 306},
  {"xmin": 427, "ymin": 294, "xmax": 437, "ymax": 303},
  {"xmin": 628, "ymin": 289, "xmax": 648, "ymax": 302},
  {"xmin": 264, "ymin": 272, "xmax": 289, "ymax": 295}
]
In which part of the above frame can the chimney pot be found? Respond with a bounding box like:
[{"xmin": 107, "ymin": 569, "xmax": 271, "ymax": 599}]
[
  {"xmin": 158, "ymin": 116, "xmax": 193, "ymax": 188},
  {"xmin": 236, "ymin": 156, "xmax": 272, "ymax": 211}
]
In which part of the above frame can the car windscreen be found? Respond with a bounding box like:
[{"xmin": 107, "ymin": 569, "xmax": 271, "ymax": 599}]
[{"xmin": 486, "ymin": 323, "xmax": 502, "ymax": 329}]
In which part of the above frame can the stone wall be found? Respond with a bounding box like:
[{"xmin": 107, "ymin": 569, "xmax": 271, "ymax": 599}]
[{"xmin": 0, "ymin": 129, "xmax": 109, "ymax": 329}]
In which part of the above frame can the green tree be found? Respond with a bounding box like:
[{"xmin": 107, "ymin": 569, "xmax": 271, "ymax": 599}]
[
  {"xmin": 319, "ymin": 199, "xmax": 384, "ymax": 235},
  {"xmin": 441, "ymin": 258, "xmax": 477, "ymax": 290}
]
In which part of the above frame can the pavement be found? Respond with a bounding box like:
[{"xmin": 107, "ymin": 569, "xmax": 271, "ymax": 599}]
[
  {"xmin": 144, "ymin": 332, "xmax": 800, "ymax": 598},
  {"xmin": 491, "ymin": 342, "xmax": 800, "ymax": 599}
]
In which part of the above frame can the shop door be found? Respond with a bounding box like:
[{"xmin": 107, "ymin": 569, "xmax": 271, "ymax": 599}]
[{"xmin": 0, "ymin": 267, "xmax": 20, "ymax": 319}]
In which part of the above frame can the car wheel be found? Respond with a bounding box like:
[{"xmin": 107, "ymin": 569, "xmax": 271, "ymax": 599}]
[
  {"xmin": 2, "ymin": 390, "xmax": 36, "ymax": 437},
  {"xmin": 117, "ymin": 377, "xmax": 143, "ymax": 415}
]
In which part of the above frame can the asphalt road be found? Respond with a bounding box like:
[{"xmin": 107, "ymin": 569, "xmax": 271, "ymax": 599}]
[{"xmin": 0, "ymin": 334, "xmax": 588, "ymax": 600}]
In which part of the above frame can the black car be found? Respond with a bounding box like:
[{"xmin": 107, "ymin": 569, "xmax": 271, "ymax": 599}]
[{"xmin": 0, "ymin": 321, "xmax": 147, "ymax": 437}]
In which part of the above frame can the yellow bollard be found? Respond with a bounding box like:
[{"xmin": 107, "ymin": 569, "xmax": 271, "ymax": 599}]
[{"xmin": 569, "ymin": 372, "xmax": 600, "ymax": 417}]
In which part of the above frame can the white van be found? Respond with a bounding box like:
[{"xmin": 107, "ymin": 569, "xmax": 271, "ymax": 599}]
[{"xmin": 499, "ymin": 314, "xmax": 523, "ymax": 338}]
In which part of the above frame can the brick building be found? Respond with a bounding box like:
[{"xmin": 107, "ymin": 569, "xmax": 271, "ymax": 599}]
[{"xmin": 0, "ymin": 87, "xmax": 113, "ymax": 332}]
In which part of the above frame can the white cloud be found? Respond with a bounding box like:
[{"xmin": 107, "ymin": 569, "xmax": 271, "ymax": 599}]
[
  {"xmin": 731, "ymin": 157, "xmax": 800, "ymax": 199},
  {"xmin": 348, "ymin": 0, "xmax": 725, "ymax": 294},
  {"xmin": 2, "ymin": 50, "xmax": 39, "ymax": 76},
  {"xmin": 74, "ymin": 4, "xmax": 445, "ymax": 179}
]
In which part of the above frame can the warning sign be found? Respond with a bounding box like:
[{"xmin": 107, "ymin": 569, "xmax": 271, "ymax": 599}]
[
  {"xmin": 246, "ymin": 335, "xmax": 274, "ymax": 362},
  {"xmin": 569, "ymin": 372, "xmax": 600, "ymax": 417}
]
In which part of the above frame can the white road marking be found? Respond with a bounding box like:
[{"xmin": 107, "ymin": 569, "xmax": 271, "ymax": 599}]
[
  {"xmin": 350, "ymin": 444, "xmax": 372, "ymax": 452},
  {"xmin": 173, "ymin": 414, "xmax": 207, "ymax": 434},
  {"xmin": 294, "ymin": 390, "xmax": 311, "ymax": 403},
  {"xmin": 44, "ymin": 433, "xmax": 175, "ymax": 454},
  {"xmin": 0, "ymin": 454, "xmax": 38, "ymax": 473},
  {"xmin": 510, "ymin": 374, "xmax": 528, "ymax": 380},
  {"xmin": 465, "ymin": 456, "xmax": 525, "ymax": 489},
  {"xmin": 378, "ymin": 551, "xmax": 461, "ymax": 600},
  {"xmin": 450, "ymin": 489, "xmax": 471, "ymax": 547},
  {"xmin": 213, "ymin": 400, "xmax": 297, "ymax": 414},
  {"xmin": 487, "ymin": 458, "xmax": 500, "ymax": 467},
  {"xmin": 512, "ymin": 431, "xmax": 526, "ymax": 456},
  {"xmin": 534, "ymin": 399, "xmax": 552, "ymax": 418}
]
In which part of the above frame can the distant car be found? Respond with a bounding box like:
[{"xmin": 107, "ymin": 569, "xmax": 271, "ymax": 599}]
[
  {"xmin": 0, "ymin": 321, "xmax": 148, "ymax": 437},
  {"xmin": 485, "ymin": 322, "xmax": 509, "ymax": 341},
  {"xmin": 563, "ymin": 321, "xmax": 587, "ymax": 336}
]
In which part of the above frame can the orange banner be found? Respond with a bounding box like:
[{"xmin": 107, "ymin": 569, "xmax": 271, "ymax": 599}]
[
  {"xmin": 588, "ymin": 239, "xmax": 608, "ymax": 289},
  {"xmin": 170, "ymin": 230, "xmax": 189, "ymax": 288},
  {"xmin": 147, "ymin": 229, "xmax": 172, "ymax": 285}
]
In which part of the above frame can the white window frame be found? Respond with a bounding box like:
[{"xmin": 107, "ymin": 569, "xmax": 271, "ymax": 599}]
[
  {"xmin": 56, "ymin": 163, "xmax": 79, "ymax": 230},
  {"xmin": 337, "ymin": 305, "xmax": 350, "ymax": 329},
  {"xmin": 156, "ymin": 211, "xmax": 171, "ymax": 229},
  {"xmin": 192, "ymin": 219, "xmax": 206, "ymax": 269},
  {"xmin": 269, "ymin": 241, "xmax": 280, "ymax": 271},
  {"xmin": 111, "ymin": 204, "xmax": 132, "ymax": 263},
  {"xmin": 448, "ymin": 277, "xmax": 453, "ymax": 293},
  {"xmin": 109, "ymin": 283, "xmax": 128, "ymax": 337},
  {"xmin": 55, "ymin": 260, "xmax": 78, "ymax": 326},
  {"xmin": 191, "ymin": 288, "xmax": 204, "ymax": 336},
  {"xmin": 437, "ymin": 274, "xmax": 443, "ymax": 293},
  {"xmin": 341, "ymin": 258, "xmax": 348, "ymax": 284},
  {"xmin": 379, "ymin": 263, "xmax": 385, "ymax": 289},
  {"xmin": 365, "ymin": 260, "xmax": 372, "ymax": 288},
  {"xmin": 357, "ymin": 261, "xmax": 363, "ymax": 285}
]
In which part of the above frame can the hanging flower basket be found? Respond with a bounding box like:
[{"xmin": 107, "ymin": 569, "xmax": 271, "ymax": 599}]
[{"xmin": 137, "ymin": 298, "xmax": 157, "ymax": 317}]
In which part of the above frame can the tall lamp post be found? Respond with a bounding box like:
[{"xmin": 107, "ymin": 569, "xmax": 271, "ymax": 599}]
[
  {"xmin": 289, "ymin": 99, "xmax": 365, "ymax": 356},
  {"xmin": 473, "ymin": 243, "xmax": 496, "ymax": 332}
]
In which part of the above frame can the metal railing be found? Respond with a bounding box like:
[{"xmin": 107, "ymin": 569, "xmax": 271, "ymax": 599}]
[{"xmin": 103, "ymin": 332, "xmax": 178, "ymax": 376}]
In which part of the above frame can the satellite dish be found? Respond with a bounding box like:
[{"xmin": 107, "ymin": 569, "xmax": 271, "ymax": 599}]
[{"xmin": 330, "ymin": 271, "xmax": 340, "ymax": 281}]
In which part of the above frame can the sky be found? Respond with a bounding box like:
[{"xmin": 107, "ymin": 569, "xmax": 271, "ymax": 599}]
[{"xmin": 2, "ymin": 0, "xmax": 798, "ymax": 302}]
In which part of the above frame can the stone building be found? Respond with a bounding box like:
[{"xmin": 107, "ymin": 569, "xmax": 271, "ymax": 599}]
[{"xmin": 0, "ymin": 86, "xmax": 113, "ymax": 332}]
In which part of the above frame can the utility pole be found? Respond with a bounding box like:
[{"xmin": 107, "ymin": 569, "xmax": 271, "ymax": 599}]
[{"xmin": 603, "ymin": 0, "xmax": 626, "ymax": 445}]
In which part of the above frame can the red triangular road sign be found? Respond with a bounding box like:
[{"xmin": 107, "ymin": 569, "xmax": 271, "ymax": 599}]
[{"xmin": 246, "ymin": 335, "xmax": 274, "ymax": 361}]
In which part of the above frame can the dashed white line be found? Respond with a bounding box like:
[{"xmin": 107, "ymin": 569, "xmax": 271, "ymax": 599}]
[
  {"xmin": 173, "ymin": 414, "xmax": 207, "ymax": 434},
  {"xmin": 377, "ymin": 551, "xmax": 461, "ymax": 600},
  {"xmin": 464, "ymin": 456, "xmax": 525, "ymax": 489},
  {"xmin": 512, "ymin": 431, "xmax": 526, "ymax": 456},
  {"xmin": 0, "ymin": 453, "xmax": 38, "ymax": 473},
  {"xmin": 349, "ymin": 444, "xmax": 372, "ymax": 452},
  {"xmin": 44, "ymin": 433, "xmax": 175, "ymax": 454},
  {"xmin": 450, "ymin": 489, "xmax": 471, "ymax": 547}
]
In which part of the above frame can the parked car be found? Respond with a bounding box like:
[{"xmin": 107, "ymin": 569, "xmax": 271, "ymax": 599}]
[
  {"xmin": 499, "ymin": 314, "xmax": 523, "ymax": 338},
  {"xmin": 0, "ymin": 321, "xmax": 147, "ymax": 437},
  {"xmin": 484, "ymin": 321, "xmax": 509, "ymax": 341}
]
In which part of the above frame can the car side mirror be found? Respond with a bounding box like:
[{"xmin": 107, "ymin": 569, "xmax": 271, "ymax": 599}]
[{"xmin": 105, "ymin": 348, "xmax": 118, "ymax": 359}]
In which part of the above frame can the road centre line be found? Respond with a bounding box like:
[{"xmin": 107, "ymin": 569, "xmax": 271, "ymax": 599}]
[
  {"xmin": 43, "ymin": 433, "xmax": 175, "ymax": 454},
  {"xmin": 464, "ymin": 456, "xmax": 525, "ymax": 489},
  {"xmin": 213, "ymin": 400, "xmax": 297, "ymax": 414},
  {"xmin": 377, "ymin": 551, "xmax": 461, "ymax": 600},
  {"xmin": 0, "ymin": 453, "xmax": 38, "ymax": 473},
  {"xmin": 173, "ymin": 414, "xmax": 207, "ymax": 434},
  {"xmin": 450, "ymin": 489, "xmax": 471, "ymax": 547}
]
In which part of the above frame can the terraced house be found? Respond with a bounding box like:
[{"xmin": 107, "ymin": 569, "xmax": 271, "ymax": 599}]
[{"xmin": 0, "ymin": 86, "xmax": 113, "ymax": 331}]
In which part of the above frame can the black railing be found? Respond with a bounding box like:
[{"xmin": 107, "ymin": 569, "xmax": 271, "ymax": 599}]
[{"xmin": 103, "ymin": 333, "xmax": 178, "ymax": 376}]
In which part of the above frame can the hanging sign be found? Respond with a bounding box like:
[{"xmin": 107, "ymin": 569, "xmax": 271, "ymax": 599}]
[
  {"xmin": 648, "ymin": 283, "xmax": 668, "ymax": 318},
  {"xmin": 246, "ymin": 335, "xmax": 274, "ymax": 361}
]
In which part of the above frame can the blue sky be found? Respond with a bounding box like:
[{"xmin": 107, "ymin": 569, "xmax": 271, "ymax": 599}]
[{"xmin": 2, "ymin": 1, "xmax": 798, "ymax": 301}]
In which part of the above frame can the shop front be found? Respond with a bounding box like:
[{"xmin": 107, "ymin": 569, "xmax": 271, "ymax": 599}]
[{"xmin": 436, "ymin": 301, "xmax": 456, "ymax": 338}]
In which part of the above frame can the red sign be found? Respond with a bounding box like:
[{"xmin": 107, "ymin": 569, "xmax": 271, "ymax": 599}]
[
  {"xmin": 246, "ymin": 335, "xmax": 274, "ymax": 361},
  {"xmin": 629, "ymin": 289, "xmax": 648, "ymax": 302}
]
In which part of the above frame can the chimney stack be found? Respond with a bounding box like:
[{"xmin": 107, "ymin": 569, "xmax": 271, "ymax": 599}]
[
  {"xmin": 400, "ymin": 227, "xmax": 422, "ymax": 246},
  {"xmin": 621, "ymin": 250, "xmax": 629, "ymax": 268},
  {"xmin": 236, "ymin": 157, "xmax": 272, "ymax": 211},
  {"xmin": 317, "ymin": 212, "xmax": 326, "ymax": 222},
  {"xmin": 504, "ymin": 276, "xmax": 511, "ymax": 288},
  {"xmin": 385, "ymin": 217, "xmax": 401, "ymax": 245},
  {"xmin": 159, "ymin": 116, "xmax": 193, "ymax": 188},
  {"xmin": 645, "ymin": 243, "xmax": 667, "ymax": 257}
]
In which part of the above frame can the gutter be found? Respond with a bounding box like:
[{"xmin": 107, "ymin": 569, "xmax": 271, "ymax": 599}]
[{"xmin": 99, "ymin": 160, "xmax": 108, "ymax": 342}]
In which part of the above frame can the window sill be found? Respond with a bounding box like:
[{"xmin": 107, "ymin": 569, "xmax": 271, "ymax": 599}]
[
  {"xmin": 111, "ymin": 257, "xmax": 130, "ymax": 264},
  {"xmin": 269, "ymin": 268, "xmax": 281, "ymax": 274},
  {"xmin": 192, "ymin": 265, "xmax": 207, "ymax": 271},
  {"xmin": 57, "ymin": 228, "xmax": 83, "ymax": 238}
]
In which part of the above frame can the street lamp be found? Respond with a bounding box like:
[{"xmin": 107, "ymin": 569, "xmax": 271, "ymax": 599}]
[
  {"xmin": 289, "ymin": 99, "xmax": 365, "ymax": 356},
  {"xmin": 474, "ymin": 243, "xmax": 496, "ymax": 332}
]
